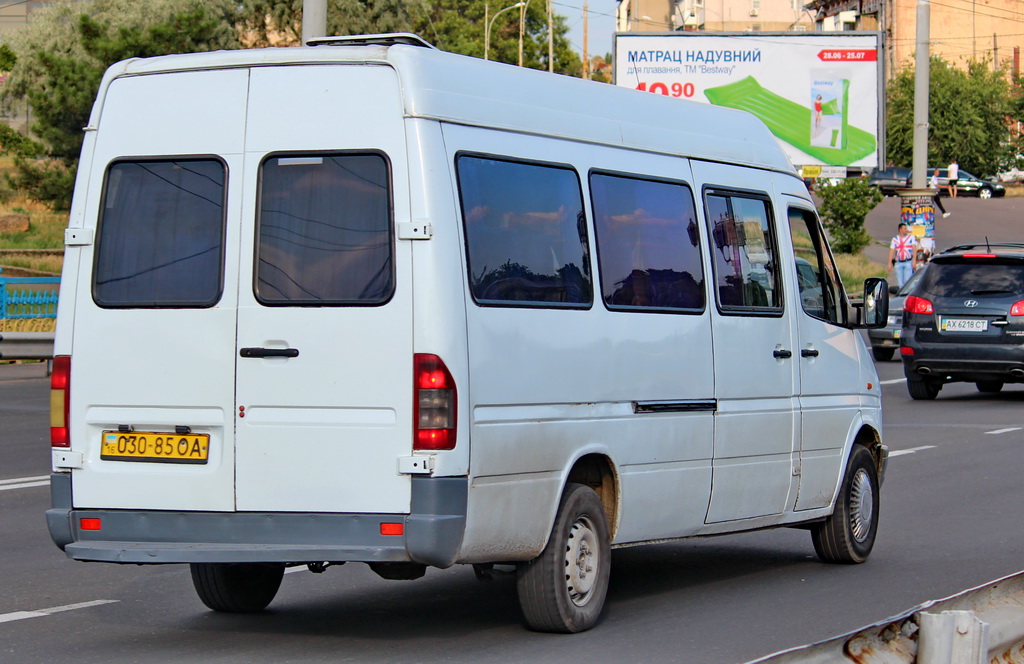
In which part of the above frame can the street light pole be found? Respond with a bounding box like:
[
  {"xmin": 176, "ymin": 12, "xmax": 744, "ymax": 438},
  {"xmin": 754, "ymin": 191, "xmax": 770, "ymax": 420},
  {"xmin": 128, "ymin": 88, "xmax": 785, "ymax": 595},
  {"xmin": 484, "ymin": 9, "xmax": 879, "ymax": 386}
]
[
  {"xmin": 486, "ymin": 1, "xmax": 525, "ymax": 61},
  {"xmin": 519, "ymin": 0, "xmax": 532, "ymax": 67}
]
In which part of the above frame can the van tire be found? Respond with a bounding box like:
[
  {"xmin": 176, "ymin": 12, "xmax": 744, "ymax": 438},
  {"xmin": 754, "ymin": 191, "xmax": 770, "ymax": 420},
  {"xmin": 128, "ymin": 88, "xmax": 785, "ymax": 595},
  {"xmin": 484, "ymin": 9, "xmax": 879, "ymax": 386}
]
[
  {"xmin": 516, "ymin": 483, "xmax": 611, "ymax": 633},
  {"xmin": 190, "ymin": 562, "xmax": 285, "ymax": 612},
  {"xmin": 811, "ymin": 445, "xmax": 879, "ymax": 564}
]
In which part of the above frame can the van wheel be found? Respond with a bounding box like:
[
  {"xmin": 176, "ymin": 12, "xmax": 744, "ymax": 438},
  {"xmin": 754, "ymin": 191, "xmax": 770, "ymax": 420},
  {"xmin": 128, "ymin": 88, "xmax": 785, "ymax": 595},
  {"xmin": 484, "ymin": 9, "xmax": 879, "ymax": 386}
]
[
  {"xmin": 516, "ymin": 483, "xmax": 611, "ymax": 633},
  {"xmin": 190, "ymin": 562, "xmax": 285, "ymax": 612},
  {"xmin": 811, "ymin": 445, "xmax": 879, "ymax": 564},
  {"xmin": 907, "ymin": 377, "xmax": 941, "ymax": 400},
  {"xmin": 976, "ymin": 380, "xmax": 1004, "ymax": 393},
  {"xmin": 872, "ymin": 347, "xmax": 895, "ymax": 362}
]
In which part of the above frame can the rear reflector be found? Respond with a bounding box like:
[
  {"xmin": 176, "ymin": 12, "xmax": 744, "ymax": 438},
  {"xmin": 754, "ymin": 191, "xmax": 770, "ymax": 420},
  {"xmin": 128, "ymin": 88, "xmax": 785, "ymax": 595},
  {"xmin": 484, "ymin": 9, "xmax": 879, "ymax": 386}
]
[
  {"xmin": 80, "ymin": 518, "xmax": 101, "ymax": 531},
  {"xmin": 380, "ymin": 522, "xmax": 404, "ymax": 536},
  {"xmin": 414, "ymin": 354, "xmax": 456, "ymax": 451},
  {"xmin": 901, "ymin": 347, "xmax": 914, "ymax": 356},
  {"xmin": 50, "ymin": 355, "xmax": 71, "ymax": 448}
]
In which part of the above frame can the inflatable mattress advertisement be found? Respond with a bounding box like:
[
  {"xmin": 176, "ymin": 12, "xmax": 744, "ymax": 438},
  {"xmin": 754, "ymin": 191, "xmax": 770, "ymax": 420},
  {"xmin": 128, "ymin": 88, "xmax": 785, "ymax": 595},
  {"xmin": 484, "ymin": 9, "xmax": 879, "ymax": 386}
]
[{"xmin": 613, "ymin": 33, "xmax": 881, "ymax": 169}]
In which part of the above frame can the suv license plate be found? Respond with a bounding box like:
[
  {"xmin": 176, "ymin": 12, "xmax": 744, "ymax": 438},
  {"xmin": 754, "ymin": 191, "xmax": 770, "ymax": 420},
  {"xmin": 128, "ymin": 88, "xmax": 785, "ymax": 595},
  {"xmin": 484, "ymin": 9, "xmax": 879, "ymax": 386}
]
[
  {"xmin": 941, "ymin": 318, "xmax": 988, "ymax": 333},
  {"xmin": 101, "ymin": 431, "xmax": 210, "ymax": 464}
]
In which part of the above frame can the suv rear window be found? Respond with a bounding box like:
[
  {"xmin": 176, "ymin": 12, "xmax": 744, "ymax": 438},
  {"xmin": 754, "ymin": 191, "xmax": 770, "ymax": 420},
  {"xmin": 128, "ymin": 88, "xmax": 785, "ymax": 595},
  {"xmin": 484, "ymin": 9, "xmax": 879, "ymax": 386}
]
[
  {"xmin": 920, "ymin": 260, "xmax": 1024, "ymax": 296},
  {"xmin": 94, "ymin": 159, "xmax": 226, "ymax": 308}
]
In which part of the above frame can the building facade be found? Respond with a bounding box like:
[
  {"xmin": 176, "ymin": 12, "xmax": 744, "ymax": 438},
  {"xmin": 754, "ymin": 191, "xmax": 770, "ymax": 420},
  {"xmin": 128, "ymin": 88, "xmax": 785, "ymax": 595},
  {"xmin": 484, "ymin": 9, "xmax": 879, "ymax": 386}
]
[{"xmin": 617, "ymin": 0, "xmax": 815, "ymax": 34}]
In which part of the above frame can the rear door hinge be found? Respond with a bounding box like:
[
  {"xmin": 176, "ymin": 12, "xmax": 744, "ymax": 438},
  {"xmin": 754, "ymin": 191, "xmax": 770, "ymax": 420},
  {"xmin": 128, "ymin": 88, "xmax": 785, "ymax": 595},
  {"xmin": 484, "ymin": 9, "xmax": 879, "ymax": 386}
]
[
  {"xmin": 65, "ymin": 228, "xmax": 94, "ymax": 246},
  {"xmin": 398, "ymin": 455, "xmax": 435, "ymax": 474},
  {"xmin": 397, "ymin": 220, "xmax": 433, "ymax": 240}
]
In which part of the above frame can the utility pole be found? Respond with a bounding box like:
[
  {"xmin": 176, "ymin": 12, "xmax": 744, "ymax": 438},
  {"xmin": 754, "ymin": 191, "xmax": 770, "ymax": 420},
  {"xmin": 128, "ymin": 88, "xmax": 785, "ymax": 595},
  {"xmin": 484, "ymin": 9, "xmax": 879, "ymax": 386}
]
[
  {"xmin": 548, "ymin": 0, "xmax": 554, "ymax": 72},
  {"xmin": 583, "ymin": 2, "xmax": 590, "ymax": 80},
  {"xmin": 301, "ymin": 0, "xmax": 327, "ymax": 44},
  {"xmin": 911, "ymin": 0, "xmax": 930, "ymax": 189}
]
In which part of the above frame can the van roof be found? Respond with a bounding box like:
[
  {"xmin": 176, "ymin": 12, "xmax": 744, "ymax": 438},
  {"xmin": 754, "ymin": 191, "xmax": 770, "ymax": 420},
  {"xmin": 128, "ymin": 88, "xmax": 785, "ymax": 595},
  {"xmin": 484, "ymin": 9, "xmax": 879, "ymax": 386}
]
[{"xmin": 100, "ymin": 36, "xmax": 796, "ymax": 176}]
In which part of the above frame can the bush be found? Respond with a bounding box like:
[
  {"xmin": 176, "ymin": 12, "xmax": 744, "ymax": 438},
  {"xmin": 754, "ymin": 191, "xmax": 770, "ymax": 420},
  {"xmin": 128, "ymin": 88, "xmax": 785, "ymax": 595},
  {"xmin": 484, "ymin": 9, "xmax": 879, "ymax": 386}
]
[{"xmin": 816, "ymin": 177, "xmax": 883, "ymax": 254}]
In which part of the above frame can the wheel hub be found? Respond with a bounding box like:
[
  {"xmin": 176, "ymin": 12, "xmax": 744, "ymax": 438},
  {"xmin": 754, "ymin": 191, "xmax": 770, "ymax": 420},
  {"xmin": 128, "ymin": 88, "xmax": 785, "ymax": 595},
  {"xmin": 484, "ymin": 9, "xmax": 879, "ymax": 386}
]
[
  {"xmin": 564, "ymin": 516, "xmax": 599, "ymax": 607},
  {"xmin": 849, "ymin": 468, "xmax": 874, "ymax": 542}
]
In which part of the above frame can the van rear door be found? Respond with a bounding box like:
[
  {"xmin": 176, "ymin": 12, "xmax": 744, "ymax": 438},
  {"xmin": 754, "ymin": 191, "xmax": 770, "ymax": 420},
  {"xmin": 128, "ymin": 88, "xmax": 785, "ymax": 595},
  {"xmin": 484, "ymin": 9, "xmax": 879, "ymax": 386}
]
[
  {"xmin": 233, "ymin": 65, "xmax": 414, "ymax": 514},
  {"xmin": 69, "ymin": 69, "xmax": 249, "ymax": 512}
]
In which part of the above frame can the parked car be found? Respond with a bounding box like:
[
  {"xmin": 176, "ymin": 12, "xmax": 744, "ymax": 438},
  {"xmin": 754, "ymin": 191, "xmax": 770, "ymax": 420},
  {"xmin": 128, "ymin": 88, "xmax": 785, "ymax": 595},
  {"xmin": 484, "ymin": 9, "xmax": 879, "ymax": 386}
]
[
  {"xmin": 931, "ymin": 168, "xmax": 1005, "ymax": 199},
  {"xmin": 868, "ymin": 267, "xmax": 925, "ymax": 361},
  {"xmin": 900, "ymin": 243, "xmax": 1024, "ymax": 399},
  {"xmin": 867, "ymin": 166, "xmax": 912, "ymax": 196}
]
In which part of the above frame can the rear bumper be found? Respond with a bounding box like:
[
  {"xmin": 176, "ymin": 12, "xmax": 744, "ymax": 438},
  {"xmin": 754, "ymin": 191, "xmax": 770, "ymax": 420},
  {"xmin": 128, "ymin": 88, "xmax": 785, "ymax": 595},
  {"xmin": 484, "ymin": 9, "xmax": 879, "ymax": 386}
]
[
  {"xmin": 902, "ymin": 356, "xmax": 1024, "ymax": 382},
  {"xmin": 47, "ymin": 474, "xmax": 467, "ymax": 568}
]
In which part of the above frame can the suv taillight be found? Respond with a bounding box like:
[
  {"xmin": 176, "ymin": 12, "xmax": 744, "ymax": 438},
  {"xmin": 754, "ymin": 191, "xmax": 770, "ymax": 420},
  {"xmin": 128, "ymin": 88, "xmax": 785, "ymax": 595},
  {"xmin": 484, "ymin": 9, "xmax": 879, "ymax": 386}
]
[
  {"xmin": 904, "ymin": 295, "xmax": 934, "ymax": 315},
  {"xmin": 50, "ymin": 355, "xmax": 71, "ymax": 447},
  {"xmin": 414, "ymin": 354, "xmax": 456, "ymax": 451},
  {"xmin": 1011, "ymin": 301, "xmax": 1024, "ymax": 316}
]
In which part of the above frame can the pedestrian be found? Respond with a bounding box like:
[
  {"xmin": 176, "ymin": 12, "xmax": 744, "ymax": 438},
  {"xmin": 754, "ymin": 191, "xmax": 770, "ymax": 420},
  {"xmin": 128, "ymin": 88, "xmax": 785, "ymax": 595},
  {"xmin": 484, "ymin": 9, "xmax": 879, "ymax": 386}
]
[
  {"xmin": 888, "ymin": 223, "xmax": 918, "ymax": 287},
  {"xmin": 930, "ymin": 169, "xmax": 950, "ymax": 218},
  {"xmin": 947, "ymin": 159, "xmax": 959, "ymax": 198}
]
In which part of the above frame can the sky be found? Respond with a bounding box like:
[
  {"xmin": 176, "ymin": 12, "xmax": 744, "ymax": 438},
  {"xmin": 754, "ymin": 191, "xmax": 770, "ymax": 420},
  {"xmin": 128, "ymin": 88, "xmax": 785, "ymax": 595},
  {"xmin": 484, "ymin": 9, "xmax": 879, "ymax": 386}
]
[{"xmin": 555, "ymin": 0, "xmax": 620, "ymax": 60}]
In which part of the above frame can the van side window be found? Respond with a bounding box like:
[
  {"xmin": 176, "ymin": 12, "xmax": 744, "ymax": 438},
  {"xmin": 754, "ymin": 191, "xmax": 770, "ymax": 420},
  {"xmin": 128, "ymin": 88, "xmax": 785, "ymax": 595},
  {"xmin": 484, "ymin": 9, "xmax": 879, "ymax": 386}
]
[
  {"xmin": 457, "ymin": 155, "xmax": 592, "ymax": 307},
  {"xmin": 789, "ymin": 208, "xmax": 846, "ymax": 325},
  {"xmin": 590, "ymin": 172, "xmax": 704, "ymax": 312},
  {"xmin": 255, "ymin": 153, "xmax": 393, "ymax": 305},
  {"xmin": 93, "ymin": 159, "xmax": 226, "ymax": 308},
  {"xmin": 704, "ymin": 193, "xmax": 781, "ymax": 312}
]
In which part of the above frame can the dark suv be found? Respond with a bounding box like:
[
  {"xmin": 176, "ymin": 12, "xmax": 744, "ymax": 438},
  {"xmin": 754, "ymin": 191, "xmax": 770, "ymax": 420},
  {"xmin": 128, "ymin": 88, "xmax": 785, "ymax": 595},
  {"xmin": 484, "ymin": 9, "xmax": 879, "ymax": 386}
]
[{"xmin": 900, "ymin": 243, "xmax": 1024, "ymax": 399}]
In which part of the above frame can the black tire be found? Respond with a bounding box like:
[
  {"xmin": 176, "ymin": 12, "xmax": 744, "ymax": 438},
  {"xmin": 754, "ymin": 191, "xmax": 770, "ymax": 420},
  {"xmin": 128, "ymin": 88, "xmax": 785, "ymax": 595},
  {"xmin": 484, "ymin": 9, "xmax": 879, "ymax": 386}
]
[
  {"xmin": 190, "ymin": 562, "xmax": 285, "ymax": 613},
  {"xmin": 976, "ymin": 380, "xmax": 1004, "ymax": 393},
  {"xmin": 907, "ymin": 377, "xmax": 941, "ymax": 400},
  {"xmin": 811, "ymin": 445, "xmax": 880, "ymax": 564},
  {"xmin": 872, "ymin": 347, "xmax": 895, "ymax": 362},
  {"xmin": 516, "ymin": 483, "xmax": 611, "ymax": 633}
]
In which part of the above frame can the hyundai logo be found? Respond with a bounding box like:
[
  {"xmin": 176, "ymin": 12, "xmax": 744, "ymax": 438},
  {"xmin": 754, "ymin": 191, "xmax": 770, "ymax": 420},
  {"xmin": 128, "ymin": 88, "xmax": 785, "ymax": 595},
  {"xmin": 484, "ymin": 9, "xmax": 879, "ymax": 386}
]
[{"xmin": 965, "ymin": 300, "xmax": 979, "ymax": 308}]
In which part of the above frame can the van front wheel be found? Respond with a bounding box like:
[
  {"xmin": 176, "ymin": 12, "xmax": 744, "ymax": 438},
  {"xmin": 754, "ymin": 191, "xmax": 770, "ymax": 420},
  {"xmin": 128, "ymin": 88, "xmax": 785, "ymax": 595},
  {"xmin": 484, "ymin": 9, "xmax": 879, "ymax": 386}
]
[
  {"xmin": 516, "ymin": 483, "xmax": 611, "ymax": 633},
  {"xmin": 190, "ymin": 562, "xmax": 285, "ymax": 612},
  {"xmin": 811, "ymin": 445, "xmax": 879, "ymax": 564}
]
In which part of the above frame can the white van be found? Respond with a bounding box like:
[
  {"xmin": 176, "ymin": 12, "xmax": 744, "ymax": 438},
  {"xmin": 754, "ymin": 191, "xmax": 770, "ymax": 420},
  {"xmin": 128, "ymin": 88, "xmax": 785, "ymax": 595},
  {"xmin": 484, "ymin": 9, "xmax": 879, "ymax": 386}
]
[{"xmin": 47, "ymin": 34, "xmax": 889, "ymax": 633}]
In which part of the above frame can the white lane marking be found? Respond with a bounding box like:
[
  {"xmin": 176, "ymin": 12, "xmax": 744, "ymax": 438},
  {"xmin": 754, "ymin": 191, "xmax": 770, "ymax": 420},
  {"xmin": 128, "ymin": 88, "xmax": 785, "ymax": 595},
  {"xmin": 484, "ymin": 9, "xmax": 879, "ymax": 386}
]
[
  {"xmin": 880, "ymin": 378, "xmax": 906, "ymax": 385},
  {"xmin": 986, "ymin": 427, "xmax": 1022, "ymax": 435},
  {"xmin": 889, "ymin": 445, "xmax": 936, "ymax": 457},
  {"xmin": 0, "ymin": 475, "xmax": 48, "ymax": 486},
  {"xmin": 285, "ymin": 566, "xmax": 306, "ymax": 574},
  {"xmin": 0, "ymin": 600, "xmax": 118, "ymax": 624}
]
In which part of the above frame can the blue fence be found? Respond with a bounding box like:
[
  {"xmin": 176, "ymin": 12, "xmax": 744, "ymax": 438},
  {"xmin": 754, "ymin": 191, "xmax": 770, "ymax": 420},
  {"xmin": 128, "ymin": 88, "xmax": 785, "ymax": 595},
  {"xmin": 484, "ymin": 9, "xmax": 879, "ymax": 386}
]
[{"xmin": 0, "ymin": 268, "xmax": 60, "ymax": 319}]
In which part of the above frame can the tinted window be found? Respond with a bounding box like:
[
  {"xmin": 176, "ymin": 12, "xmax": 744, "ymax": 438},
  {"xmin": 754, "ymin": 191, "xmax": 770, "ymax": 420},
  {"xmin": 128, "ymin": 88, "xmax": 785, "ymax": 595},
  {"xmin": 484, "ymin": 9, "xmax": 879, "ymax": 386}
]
[
  {"xmin": 920, "ymin": 261, "xmax": 1024, "ymax": 297},
  {"xmin": 94, "ymin": 159, "xmax": 225, "ymax": 307},
  {"xmin": 590, "ymin": 173, "xmax": 704, "ymax": 312},
  {"xmin": 457, "ymin": 155, "xmax": 591, "ymax": 307},
  {"xmin": 705, "ymin": 193, "xmax": 781, "ymax": 311},
  {"xmin": 789, "ymin": 208, "xmax": 846, "ymax": 324},
  {"xmin": 256, "ymin": 153, "xmax": 392, "ymax": 305}
]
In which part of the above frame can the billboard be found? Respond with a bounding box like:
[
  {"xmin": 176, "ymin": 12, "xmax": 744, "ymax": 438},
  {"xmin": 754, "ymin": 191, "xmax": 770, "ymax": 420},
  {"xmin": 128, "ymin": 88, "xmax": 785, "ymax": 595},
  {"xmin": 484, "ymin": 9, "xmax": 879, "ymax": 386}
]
[{"xmin": 614, "ymin": 33, "xmax": 882, "ymax": 170}]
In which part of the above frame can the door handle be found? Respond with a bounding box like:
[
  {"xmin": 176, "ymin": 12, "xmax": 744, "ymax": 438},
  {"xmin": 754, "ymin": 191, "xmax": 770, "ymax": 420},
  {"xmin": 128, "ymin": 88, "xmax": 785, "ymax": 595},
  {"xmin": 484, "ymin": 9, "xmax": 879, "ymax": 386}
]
[
  {"xmin": 240, "ymin": 347, "xmax": 299, "ymax": 358},
  {"xmin": 801, "ymin": 348, "xmax": 820, "ymax": 358},
  {"xmin": 773, "ymin": 349, "xmax": 793, "ymax": 359}
]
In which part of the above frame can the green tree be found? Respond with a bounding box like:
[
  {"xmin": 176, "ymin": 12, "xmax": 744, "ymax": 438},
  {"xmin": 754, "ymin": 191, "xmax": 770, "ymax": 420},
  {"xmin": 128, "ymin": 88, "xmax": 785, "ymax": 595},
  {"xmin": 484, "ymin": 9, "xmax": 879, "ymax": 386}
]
[
  {"xmin": 238, "ymin": 0, "xmax": 426, "ymax": 46},
  {"xmin": 414, "ymin": 0, "xmax": 581, "ymax": 75},
  {"xmin": 2, "ymin": 0, "xmax": 239, "ymax": 209},
  {"xmin": 886, "ymin": 56, "xmax": 1014, "ymax": 177},
  {"xmin": 816, "ymin": 177, "xmax": 883, "ymax": 254}
]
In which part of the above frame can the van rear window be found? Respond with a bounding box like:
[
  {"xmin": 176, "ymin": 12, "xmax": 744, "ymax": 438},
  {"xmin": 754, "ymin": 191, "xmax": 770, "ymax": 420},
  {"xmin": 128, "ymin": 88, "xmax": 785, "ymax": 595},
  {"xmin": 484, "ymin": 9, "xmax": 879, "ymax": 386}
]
[
  {"xmin": 93, "ymin": 159, "xmax": 226, "ymax": 308},
  {"xmin": 457, "ymin": 155, "xmax": 592, "ymax": 307},
  {"xmin": 255, "ymin": 153, "xmax": 393, "ymax": 305}
]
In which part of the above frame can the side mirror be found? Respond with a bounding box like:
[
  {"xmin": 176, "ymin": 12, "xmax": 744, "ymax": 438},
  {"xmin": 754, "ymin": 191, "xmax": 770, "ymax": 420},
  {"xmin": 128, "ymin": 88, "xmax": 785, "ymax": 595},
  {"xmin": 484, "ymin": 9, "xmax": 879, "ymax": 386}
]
[
  {"xmin": 888, "ymin": 284, "xmax": 899, "ymax": 295},
  {"xmin": 860, "ymin": 277, "xmax": 889, "ymax": 328}
]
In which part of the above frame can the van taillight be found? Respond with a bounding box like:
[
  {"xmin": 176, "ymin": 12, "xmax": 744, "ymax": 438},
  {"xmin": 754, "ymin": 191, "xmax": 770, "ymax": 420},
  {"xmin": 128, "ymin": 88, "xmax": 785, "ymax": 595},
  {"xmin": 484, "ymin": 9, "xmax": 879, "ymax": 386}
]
[
  {"xmin": 414, "ymin": 354, "xmax": 456, "ymax": 451},
  {"xmin": 50, "ymin": 355, "xmax": 71, "ymax": 447},
  {"xmin": 904, "ymin": 295, "xmax": 934, "ymax": 315}
]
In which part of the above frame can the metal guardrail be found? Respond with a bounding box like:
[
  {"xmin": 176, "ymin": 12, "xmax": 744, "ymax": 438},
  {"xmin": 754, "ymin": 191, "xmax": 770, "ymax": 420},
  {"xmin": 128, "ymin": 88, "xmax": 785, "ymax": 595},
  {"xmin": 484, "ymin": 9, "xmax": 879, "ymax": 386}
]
[
  {"xmin": 0, "ymin": 331, "xmax": 56, "ymax": 360},
  {"xmin": 0, "ymin": 269, "xmax": 60, "ymax": 319},
  {"xmin": 748, "ymin": 570, "xmax": 1024, "ymax": 663}
]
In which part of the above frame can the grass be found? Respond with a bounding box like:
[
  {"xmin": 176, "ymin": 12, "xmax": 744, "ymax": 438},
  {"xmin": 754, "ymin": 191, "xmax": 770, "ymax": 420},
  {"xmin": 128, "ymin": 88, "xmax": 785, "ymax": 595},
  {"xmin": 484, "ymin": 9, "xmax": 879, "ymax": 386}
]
[{"xmin": 836, "ymin": 251, "xmax": 886, "ymax": 296}]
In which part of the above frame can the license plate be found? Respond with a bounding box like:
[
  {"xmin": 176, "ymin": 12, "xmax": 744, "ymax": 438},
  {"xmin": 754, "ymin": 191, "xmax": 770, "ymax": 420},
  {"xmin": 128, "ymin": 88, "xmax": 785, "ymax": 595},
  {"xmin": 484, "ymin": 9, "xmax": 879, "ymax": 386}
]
[
  {"xmin": 893, "ymin": 329, "xmax": 901, "ymax": 339},
  {"xmin": 101, "ymin": 431, "xmax": 210, "ymax": 464},
  {"xmin": 941, "ymin": 318, "xmax": 988, "ymax": 332}
]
